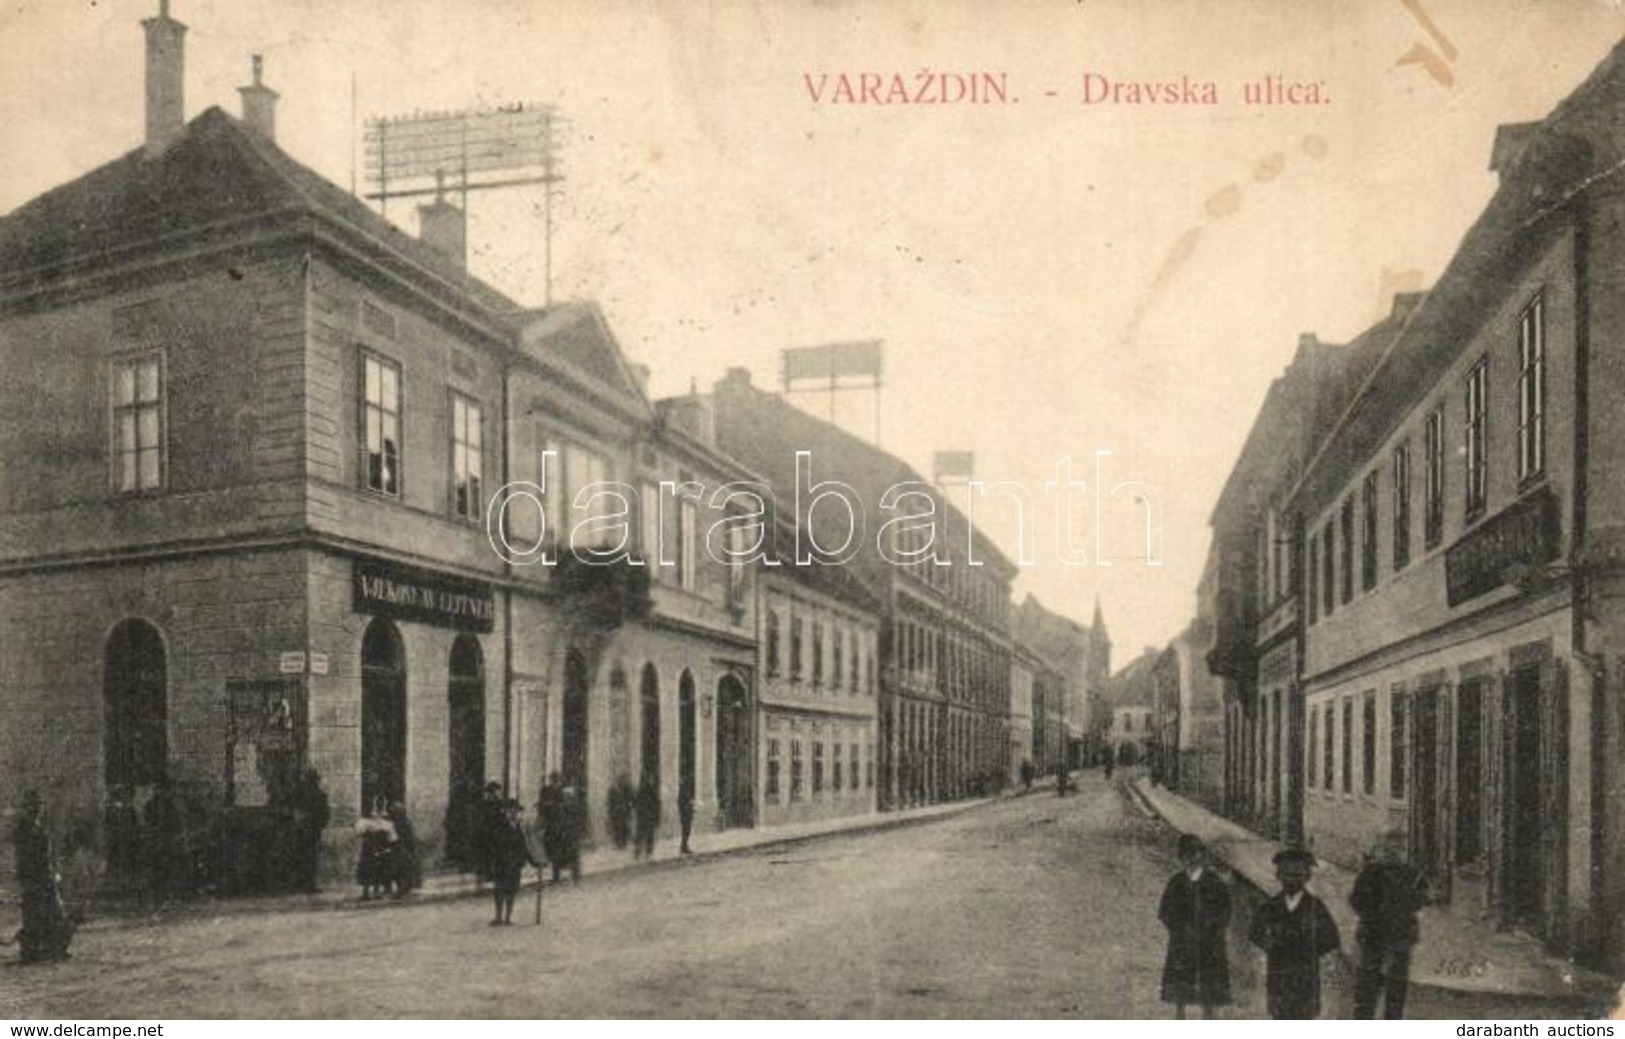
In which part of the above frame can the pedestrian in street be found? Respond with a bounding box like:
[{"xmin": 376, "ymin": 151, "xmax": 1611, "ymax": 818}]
[
  {"xmin": 633, "ymin": 774, "xmax": 661, "ymax": 860},
  {"xmin": 607, "ymin": 773, "xmax": 634, "ymax": 850},
  {"xmin": 1019, "ymin": 759, "xmax": 1034, "ymax": 793},
  {"xmin": 1104, "ymin": 753, "xmax": 1116, "ymax": 781},
  {"xmin": 386, "ymin": 801, "xmax": 420, "ymax": 898},
  {"xmin": 290, "ymin": 769, "xmax": 330, "ymax": 893},
  {"xmin": 677, "ymin": 779, "xmax": 695, "ymax": 855},
  {"xmin": 1055, "ymin": 760, "xmax": 1069, "ymax": 797},
  {"xmin": 475, "ymin": 781, "xmax": 504, "ymax": 889},
  {"xmin": 354, "ymin": 797, "xmax": 397, "ymax": 901},
  {"xmin": 1350, "ymin": 829, "xmax": 1429, "ymax": 1019},
  {"xmin": 1248, "ymin": 846, "xmax": 1341, "ymax": 1019},
  {"xmin": 550, "ymin": 785, "xmax": 584, "ymax": 885},
  {"xmin": 1157, "ymin": 834, "xmax": 1233, "ymax": 1019},
  {"xmin": 141, "ymin": 778, "xmax": 182, "ymax": 906},
  {"xmin": 486, "ymin": 799, "xmax": 537, "ymax": 926},
  {"xmin": 537, "ymin": 772, "xmax": 563, "ymax": 868},
  {"xmin": 11, "ymin": 790, "xmax": 75, "ymax": 964}
]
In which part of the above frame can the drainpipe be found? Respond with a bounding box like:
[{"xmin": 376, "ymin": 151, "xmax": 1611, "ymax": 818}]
[
  {"xmin": 1568, "ymin": 197, "xmax": 1606, "ymax": 967},
  {"xmin": 502, "ymin": 365, "xmax": 514, "ymax": 794}
]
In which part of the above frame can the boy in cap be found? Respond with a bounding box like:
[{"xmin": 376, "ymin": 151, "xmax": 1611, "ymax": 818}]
[
  {"xmin": 1248, "ymin": 846, "xmax": 1341, "ymax": 1019},
  {"xmin": 1158, "ymin": 834, "xmax": 1233, "ymax": 1019}
]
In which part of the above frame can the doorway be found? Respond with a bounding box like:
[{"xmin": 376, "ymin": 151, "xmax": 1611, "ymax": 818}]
[
  {"xmin": 678, "ymin": 671, "xmax": 696, "ymax": 805},
  {"xmin": 1505, "ymin": 664, "xmax": 1544, "ymax": 928},
  {"xmin": 640, "ymin": 664, "xmax": 661, "ymax": 789},
  {"xmin": 361, "ymin": 619, "xmax": 407, "ymax": 812},
  {"xmin": 445, "ymin": 634, "xmax": 485, "ymax": 868},
  {"xmin": 562, "ymin": 649, "xmax": 590, "ymax": 798},
  {"xmin": 104, "ymin": 618, "xmax": 169, "ymax": 792},
  {"xmin": 715, "ymin": 673, "xmax": 753, "ymax": 828},
  {"xmin": 1410, "ymin": 687, "xmax": 1441, "ymax": 886}
]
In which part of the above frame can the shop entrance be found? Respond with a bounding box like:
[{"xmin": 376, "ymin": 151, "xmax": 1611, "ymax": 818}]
[
  {"xmin": 360, "ymin": 619, "xmax": 407, "ymax": 813},
  {"xmin": 561, "ymin": 649, "xmax": 590, "ymax": 797},
  {"xmin": 640, "ymin": 665, "xmax": 661, "ymax": 789},
  {"xmin": 1505, "ymin": 664, "xmax": 1544, "ymax": 929},
  {"xmin": 1410, "ymin": 687, "xmax": 1441, "ymax": 884},
  {"xmin": 444, "ymin": 634, "xmax": 485, "ymax": 868},
  {"xmin": 715, "ymin": 673, "xmax": 753, "ymax": 828}
]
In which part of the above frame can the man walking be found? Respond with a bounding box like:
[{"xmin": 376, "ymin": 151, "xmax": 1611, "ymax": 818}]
[
  {"xmin": 1350, "ymin": 830, "xmax": 1428, "ymax": 1019},
  {"xmin": 677, "ymin": 779, "xmax": 695, "ymax": 855},
  {"xmin": 291, "ymin": 769, "xmax": 330, "ymax": 893},
  {"xmin": 633, "ymin": 774, "xmax": 661, "ymax": 861}
]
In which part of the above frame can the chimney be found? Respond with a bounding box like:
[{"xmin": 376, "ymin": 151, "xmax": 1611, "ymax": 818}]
[
  {"xmin": 237, "ymin": 55, "xmax": 279, "ymax": 141},
  {"xmin": 718, "ymin": 367, "xmax": 753, "ymax": 394},
  {"xmin": 142, "ymin": 0, "xmax": 187, "ymax": 158},
  {"xmin": 1489, "ymin": 121, "xmax": 1540, "ymax": 182},
  {"xmin": 1389, "ymin": 291, "xmax": 1426, "ymax": 324},
  {"xmin": 417, "ymin": 175, "xmax": 467, "ymax": 269}
]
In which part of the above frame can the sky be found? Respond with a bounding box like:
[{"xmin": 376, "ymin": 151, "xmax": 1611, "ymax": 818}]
[{"xmin": 3, "ymin": 0, "xmax": 1622, "ymax": 669}]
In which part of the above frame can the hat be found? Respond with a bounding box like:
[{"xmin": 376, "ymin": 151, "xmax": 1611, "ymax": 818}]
[
  {"xmin": 1272, "ymin": 846, "xmax": 1317, "ymax": 868},
  {"xmin": 1177, "ymin": 834, "xmax": 1205, "ymax": 859}
]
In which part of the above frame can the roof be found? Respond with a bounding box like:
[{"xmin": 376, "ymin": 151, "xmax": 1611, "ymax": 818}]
[
  {"xmin": 1106, "ymin": 648, "xmax": 1161, "ymax": 708},
  {"xmin": 0, "ymin": 106, "xmax": 523, "ymax": 319},
  {"xmin": 710, "ymin": 370, "xmax": 1018, "ymax": 580},
  {"xmin": 1294, "ymin": 37, "xmax": 1625, "ymax": 510}
]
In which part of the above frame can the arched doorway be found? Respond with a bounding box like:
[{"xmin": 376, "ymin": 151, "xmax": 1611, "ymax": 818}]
[
  {"xmin": 562, "ymin": 649, "xmax": 590, "ymax": 797},
  {"xmin": 715, "ymin": 673, "xmax": 753, "ymax": 828},
  {"xmin": 678, "ymin": 671, "xmax": 696, "ymax": 807},
  {"xmin": 640, "ymin": 664, "xmax": 661, "ymax": 789},
  {"xmin": 361, "ymin": 619, "xmax": 407, "ymax": 812},
  {"xmin": 445, "ymin": 634, "xmax": 485, "ymax": 868},
  {"xmin": 104, "ymin": 618, "xmax": 168, "ymax": 792}
]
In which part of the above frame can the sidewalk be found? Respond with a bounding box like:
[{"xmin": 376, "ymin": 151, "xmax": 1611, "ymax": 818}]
[
  {"xmin": 69, "ymin": 797, "xmax": 992, "ymax": 932},
  {"xmin": 1130, "ymin": 777, "xmax": 1617, "ymax": 1005}
]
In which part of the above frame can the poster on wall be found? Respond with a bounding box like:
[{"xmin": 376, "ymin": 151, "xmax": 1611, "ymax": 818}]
[{"xmin": 226, "ymin": 678, "xmax": 305, "ymax": 808}]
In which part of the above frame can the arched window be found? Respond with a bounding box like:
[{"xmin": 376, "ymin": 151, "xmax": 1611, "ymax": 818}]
[{"xmin": 104, "ymin": 619, "xmax": 167, "ymax": 791}]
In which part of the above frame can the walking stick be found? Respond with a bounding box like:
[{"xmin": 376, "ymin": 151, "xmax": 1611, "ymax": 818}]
[{"xmin": 534, "ymin": 863, "xmax": 543, "ymax": 926}]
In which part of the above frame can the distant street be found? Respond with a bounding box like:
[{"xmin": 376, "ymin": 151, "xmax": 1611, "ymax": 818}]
[{"xmin": 2, "ymin": 773, "xmax": 1588, "ymax": 1019}]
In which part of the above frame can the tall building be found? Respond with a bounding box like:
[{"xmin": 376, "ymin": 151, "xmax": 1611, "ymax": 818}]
[{"xmin": 710, "ymin": 368, "xmax": 1016, "ymax": 808}]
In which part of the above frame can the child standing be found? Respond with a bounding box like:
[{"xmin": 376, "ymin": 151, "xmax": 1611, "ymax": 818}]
[
  {"xmin": 1158, "ymin": 834, "xmax": 1233, "ymax": 1019},
  {"xmin": 1248, "ymin": 846, "xmax": 1341, "ymax": 1019}
]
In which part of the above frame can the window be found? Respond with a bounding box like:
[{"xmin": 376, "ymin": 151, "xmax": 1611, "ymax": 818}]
[
  {"xmin": 767, "ymin": 739, "xmax": 781, "ymax": 801},
  {"xmin": 1307, "ymin": 706, "xmax": 1318, "ymax": 789},
  {"xmin": 1392, "ymin": 441, "xmax": 1411, "ymax": 570},
  {"xmin": 766, "ymin": 610, "xmax": 781, "ymax": 676},
  {"xmin": 833, "ymin": 743, "xmax": 844, "ymax": 791},
  {"xmin": 450, "ymin": 393, "xmax": 483, "ymax": 520},
  {"xmin": 1307, "ymin": 533, "xmax": 1319, "ymax": 625},
  {"xmin": 640, "ymin": 482, "xmax": 661, "ymax": 563},
  {"xmin": 678, "ymin": 499, "xmax": 698, "ymax": 588},
  {"xmin": 1390, "ymin": 689, "xmax": 1408, "ymax": 800},
  {"xmin": 1322, "ymin": 524, "xmax": 1336, "ymax": 617},
  {"xmin": 1362, "ymin": 472, "xmax": 1379, "ymax": 592},
  {"xmin": 850, "ymin": 742, "xmax": 860, "ymax": 790},
  {"xmin": 866, "ymin": 653, "xmax": 876, "ymax": 695},
  {"xmin": 362, "ymin": 352, "xmax": 402, "ymax": 495},
  {"xmin": 812, "ymin": 741, "xmax": 825, "ymax": 795},
  {"xmin": 791, "ymin": 615, "xmax": 804, "ymax": 681},
  {"xmin": 1519, "ymin": 295, "xmax": 1545, "ymax": 481},
  {"xmin": 1322, "ymin": 700, "xmax": 1335, "ymax": 789},
  {"xmin": 867, "ymin": 742, "xmax": 875, "ymax": 787},
  {"xmin": 1362, "ymin": 692, "xmax": 1377, "ymax": 796},
  {"xmin": 1425, "ymin": 405, "xmax": 1445, "ymax": 547},
  {"xmin": 813, "ymin": 622, "xmax": 825, "ymax": 687},
  {"xmin": 1341, "ymin": 698, "xmax": 1354, "ymax": 794},
  {"xmin": 1340, "ymin": 497, "xmax": 1355, "ymax": 605},
  {"xmin": 1465, "ymin": 359, "xmax": 1488, "ymax": 518},
  {"xmin": 834, "ymin": 629, "xmax": 845, "ymax": 692},
  {"xmin": 112, "ymin": 353, "xmax": 164, "ymax": 493},
  {"xmin": 850, "ymin": 641, "xmax": 861, "ymax": 694},
  {"xmin": 790, "ymin": 740, "xmax": 804, "ymax": 800}
]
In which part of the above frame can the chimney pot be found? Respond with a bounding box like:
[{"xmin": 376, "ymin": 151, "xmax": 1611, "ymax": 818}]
[
  {"xmin": 142, "ymin": 0, "xmax": 187, "ymax": 158},
  {"xmin": 237, "ymin": 53, "xmax": 279, "ymax": 140},
  {"xmin": 417, "ymin": 199, "xmax": 467, "ymax": 270}
]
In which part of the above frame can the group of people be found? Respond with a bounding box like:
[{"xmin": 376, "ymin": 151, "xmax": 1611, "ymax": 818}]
[
  {"xmin": 1157, "ymin": 830, "xmax": 1428, "ymax": 1020},
  {"xmin": 353, "ymin": 797, "xmax": 419, "ymax": 901}
]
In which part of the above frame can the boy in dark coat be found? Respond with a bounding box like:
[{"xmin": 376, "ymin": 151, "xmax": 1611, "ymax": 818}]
[
  {"xmin": 1248, "ymin": 847, "xmax": 1341, "ymax": 1019},
  {"xmin": 1158, "ymin": 834, "xmax": 1233, "ymax": 1018},
  {"xmin": 486, "ymin": 799, "xmax": 537, "ymax": 926},
  {"xmin": 1350, "ymin": 830, "xmax": 1428, "ymax": 1019},
  {"xmin": 633, "ymin": 775, "xmax": 661, "ymax": 860}
]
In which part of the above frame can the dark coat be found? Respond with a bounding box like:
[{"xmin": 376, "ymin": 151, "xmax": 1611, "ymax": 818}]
[
  {"xmin": 13, "ymin": 812, "xmax": 71, "ymax": 964},
  {"xmin": 1349, "ymin": 861, "xmax": 1426, "ymax": 948},
  {"xmin": 1248, "ymin": 891, "xmax": 1341, "ymax": 1019},
  {"xmin": 387, "ymin": 807, "xmax": 420, "ymax": 894},
  {"xmin": 1158, "ymin": 869, "xmax": 1233, "ymax": 1006},
  {"xmin": 486, "ymin": 818, "xmax": 537, "ymax": 891}
]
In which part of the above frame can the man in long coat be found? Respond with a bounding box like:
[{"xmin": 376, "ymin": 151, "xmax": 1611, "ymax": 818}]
[
  {"xmin": 13, "ymin": 790, "xmax": 73, "ymax": 964},
  {"xmin": 1248, "ymin": 847, "xmax": 1342, "ymax": 1019},
  {"xmin": 1158, "ymin": 834, "xmax": 1233, "ymax": 1018}
]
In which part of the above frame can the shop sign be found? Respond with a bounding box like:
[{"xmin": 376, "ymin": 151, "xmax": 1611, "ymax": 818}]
[
  {"xmin": 1445, "ymin": 488, "xmax": 1560, "ymax": 606},
  {"xmin": 353, "ymin": 558, "xmax": 496, "ymax": 632}
]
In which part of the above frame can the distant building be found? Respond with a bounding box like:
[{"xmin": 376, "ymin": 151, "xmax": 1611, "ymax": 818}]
[{"xmin": 1105, "ymin": 649, "xmax": 1159, "ymax": 766}]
